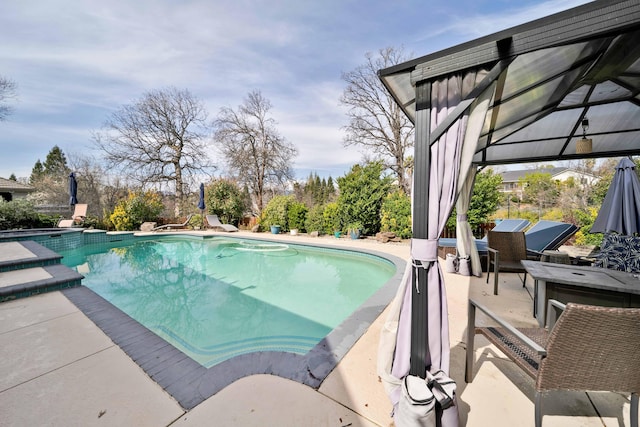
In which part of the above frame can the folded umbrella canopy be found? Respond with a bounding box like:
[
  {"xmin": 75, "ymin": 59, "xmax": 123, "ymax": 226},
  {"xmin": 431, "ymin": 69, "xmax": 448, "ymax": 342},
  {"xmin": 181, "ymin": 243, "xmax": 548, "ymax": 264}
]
[
  {"xmin": 68, "ymin": 172, "xmax": 78, "ymax": 206},
  {"xmin": 197, "ymin": 183, "xmax": 206, "ymax": 212},
  {"xmin": 591, "ymin": 157, "xmax": 640, "ymax": 236}
]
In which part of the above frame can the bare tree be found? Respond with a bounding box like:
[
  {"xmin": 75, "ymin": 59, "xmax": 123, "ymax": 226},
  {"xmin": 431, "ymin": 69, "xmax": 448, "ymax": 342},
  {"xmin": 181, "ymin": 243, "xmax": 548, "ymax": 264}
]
[
  {"xmin": 94, "ymin": 87, "xmax": 213, "ymax": 216},
  {"xmin": 67, "ymin": 152, "xmax": 120, "ymax": 220},
  {"xmin": 340, "ymin": 47, "xmax": 414, "ymax": 193},
  {"xmin": 213, "ymin": 90, "xmax": 297, "ymax": 214},
  {"xmin": 0, "ymin": 76, "xmax": 17, "ymax": 121}
]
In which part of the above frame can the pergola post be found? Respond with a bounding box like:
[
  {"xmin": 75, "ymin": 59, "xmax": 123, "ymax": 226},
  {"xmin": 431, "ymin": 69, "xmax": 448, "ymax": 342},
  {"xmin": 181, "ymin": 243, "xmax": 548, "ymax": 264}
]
[{"xmin": 409, "ymin": 80, "xmax": 432, "ymax": 377}]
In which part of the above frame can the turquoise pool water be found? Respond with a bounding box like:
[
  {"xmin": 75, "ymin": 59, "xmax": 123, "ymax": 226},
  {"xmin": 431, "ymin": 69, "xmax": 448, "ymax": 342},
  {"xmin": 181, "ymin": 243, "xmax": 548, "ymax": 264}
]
[{"xmin": 60, "ymin": 237, "xmax": 395, "ymax": 368}]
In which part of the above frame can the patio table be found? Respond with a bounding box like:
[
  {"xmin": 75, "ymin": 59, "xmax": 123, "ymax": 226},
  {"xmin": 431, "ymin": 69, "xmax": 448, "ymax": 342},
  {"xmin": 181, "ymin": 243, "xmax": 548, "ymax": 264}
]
[{"xmin": 522, "ymin": 260, "xmax": 640, "ymax": 327}]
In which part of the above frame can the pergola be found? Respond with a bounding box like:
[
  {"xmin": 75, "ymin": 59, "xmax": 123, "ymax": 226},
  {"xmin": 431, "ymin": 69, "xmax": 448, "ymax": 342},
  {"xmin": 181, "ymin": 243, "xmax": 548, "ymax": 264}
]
[{"xmin": 377, "ymin": 1, "xmax": 640, "ymax": 423}]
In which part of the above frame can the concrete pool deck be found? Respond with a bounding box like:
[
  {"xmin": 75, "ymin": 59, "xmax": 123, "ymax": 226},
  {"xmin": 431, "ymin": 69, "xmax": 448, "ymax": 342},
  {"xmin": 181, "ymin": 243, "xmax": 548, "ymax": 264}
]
[{"xmin": 0, "ymin": 230, "xmax": 635, "ymax": 426}]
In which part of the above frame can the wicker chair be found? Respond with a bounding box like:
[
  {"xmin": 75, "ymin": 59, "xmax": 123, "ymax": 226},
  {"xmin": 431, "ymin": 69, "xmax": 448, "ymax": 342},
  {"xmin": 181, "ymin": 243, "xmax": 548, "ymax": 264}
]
[
  {"xmin": 486, "ymin": 230, "xmax": 529, "ymax": 295},
  {"xmin": 465, "ymin": 299, "xmax": 640, "ymax": 427}
]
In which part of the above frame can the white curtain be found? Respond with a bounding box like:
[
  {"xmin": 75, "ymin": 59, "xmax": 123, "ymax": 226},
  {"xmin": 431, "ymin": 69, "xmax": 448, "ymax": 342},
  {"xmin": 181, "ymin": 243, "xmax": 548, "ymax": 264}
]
[
  {"xmin": 378, "ymin": 70, "xmax": 495, "ymax": 426},
  {"xmin": 454, "ymin": 170, "xmax": 480, "ymax": 276},
  {"xmin": 454, "ymin": 85, "xmax": 494, "ymax": 276}
]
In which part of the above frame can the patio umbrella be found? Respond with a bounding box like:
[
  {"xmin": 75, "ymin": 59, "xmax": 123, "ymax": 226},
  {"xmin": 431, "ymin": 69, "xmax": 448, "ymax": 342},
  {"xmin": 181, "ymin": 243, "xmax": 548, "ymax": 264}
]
[
  {"xmin": 197, "ymin": 183, "xmax": 206, "ymax": 215},
  {"xmin": 68, "ymin": 172, "xmax": 78, "ymax": 206},
  {"xmin": 591, "ymin": 157, "xmax": 640, "ymax": 235}
]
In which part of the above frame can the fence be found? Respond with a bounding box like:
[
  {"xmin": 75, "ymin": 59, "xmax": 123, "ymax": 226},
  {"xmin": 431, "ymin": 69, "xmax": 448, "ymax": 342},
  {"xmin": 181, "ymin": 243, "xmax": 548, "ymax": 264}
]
[
  {"xmin": 34, "ymin": 205, "xmax": 72, "ymax": 215},
  {"xmin": 440, "ymin": 222, "xmax": 496, "ymax": 239}
]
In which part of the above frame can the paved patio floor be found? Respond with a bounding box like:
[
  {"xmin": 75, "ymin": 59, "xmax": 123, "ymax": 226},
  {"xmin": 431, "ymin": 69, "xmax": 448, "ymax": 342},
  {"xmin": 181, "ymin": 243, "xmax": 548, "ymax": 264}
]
[{"xmin": 0, "ymin": 231, "xmax": 634, "ymax": 426}]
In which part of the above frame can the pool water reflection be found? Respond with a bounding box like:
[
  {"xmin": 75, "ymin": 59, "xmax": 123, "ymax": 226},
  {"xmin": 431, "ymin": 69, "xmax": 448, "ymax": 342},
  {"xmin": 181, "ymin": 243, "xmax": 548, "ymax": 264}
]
[{"xmin": 60, "ymin": 237, "xmax": 395, "ymax": 368}]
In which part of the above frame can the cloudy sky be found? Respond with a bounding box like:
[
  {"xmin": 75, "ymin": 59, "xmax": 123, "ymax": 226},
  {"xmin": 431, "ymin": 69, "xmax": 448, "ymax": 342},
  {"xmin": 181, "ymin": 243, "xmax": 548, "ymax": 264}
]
[{"xmin": 1, "ymin": 0, "xmax": 591, "ymax": 182}]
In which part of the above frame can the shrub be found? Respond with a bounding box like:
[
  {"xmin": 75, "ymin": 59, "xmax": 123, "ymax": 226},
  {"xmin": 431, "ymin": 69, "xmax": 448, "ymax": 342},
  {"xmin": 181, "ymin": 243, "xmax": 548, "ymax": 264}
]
[
  {"xmin": 0, "ymin": 199, "xmax": 42, "ymax": 229},
  {"xmin": 109, "ymin": 202, "xmax": 133, "ymax": 231},
  {"xmin": 287, "ymin": 201, "xmax": 308, "ymax": 232},
  {"xmin": 109, "ymin": 190, "xmax": 164, "ymax": 231},
  {"xmin": 190, "ymin": 214, "xmax": 204, "ymax": 229},
  {"xmin": 336, "ymin": 162, "xmax": 391, "ymax": 235},
  {"xmin": 261, "ymin": 195, "xmax": 295, "ymax": 231},
  {"xmin": 322, "ymin": 202, "xmax": 341, "ymax": 234},
  {"xmin": 305, "ymin": 204, "xmax": 325, "ymax": 234},
  {"xmin": 573, "ymin": 207, "xmax": 603, "ymax": 247},
  {"xmin": 381, "ymin": 190, "xmax": 412, "ymax": 238},
  {"xmin": 205, "ymin": 179, "xmax": 246, "ymax": 224}
]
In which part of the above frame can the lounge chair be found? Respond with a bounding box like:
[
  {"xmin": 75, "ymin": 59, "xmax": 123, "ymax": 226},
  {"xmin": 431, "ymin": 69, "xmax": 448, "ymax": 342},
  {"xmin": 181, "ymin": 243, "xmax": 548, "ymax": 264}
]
[
  {"xmin": 151, "ymin": 214, "xmax": 194, "ymax": 231},
  {"xmin": 205, "ymin": 215, "xmax": 238, "ymax": 232},
  {"xmin": 439, "ymin": 220, "xmax": 577, "ymax": 258},
  {"xmin": 438, "ymin": 218, "xmax": 531, "ymax": 258},
  {"xmin": 466, "ymin": 299, "xmax": 640, "ymax": 427},
  {"xmin": 522, "ymin": 220, "xmax": 579, "ymax": 258},
  {"xmin": 57, "ymin": 204, "xmax": 88, "ymax": 227}
]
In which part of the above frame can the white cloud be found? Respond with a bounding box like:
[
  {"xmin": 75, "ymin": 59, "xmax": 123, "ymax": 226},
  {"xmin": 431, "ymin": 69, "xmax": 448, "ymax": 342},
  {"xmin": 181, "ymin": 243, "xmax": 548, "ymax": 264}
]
[
  {"xmin": 0, "ymin": 0, "xmax": 595, "ymax": 181},
  {"xmin": 413, "ymin": 0, "xmax": 592, "ymax": 48}
]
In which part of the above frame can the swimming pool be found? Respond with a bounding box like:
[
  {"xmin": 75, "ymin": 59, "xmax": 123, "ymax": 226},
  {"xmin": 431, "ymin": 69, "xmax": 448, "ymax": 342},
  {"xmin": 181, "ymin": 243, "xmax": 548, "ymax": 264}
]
[{"xmin": 61, "ymin": 236, "xmax": 396, "ymax": 369}]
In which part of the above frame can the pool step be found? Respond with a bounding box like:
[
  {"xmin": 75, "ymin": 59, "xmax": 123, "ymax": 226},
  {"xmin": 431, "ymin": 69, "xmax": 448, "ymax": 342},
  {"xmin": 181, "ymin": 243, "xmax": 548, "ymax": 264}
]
[
  {"xmin": 0, "ymin": 240, "xmax": 63, "ymax": 272},
  {"xmin": 0, "ymin": 264, "xmax": 84, "ymax": 303},
  {"xmin": 0, "ymin": 240, "xmax": 83, "ymax": 302}
]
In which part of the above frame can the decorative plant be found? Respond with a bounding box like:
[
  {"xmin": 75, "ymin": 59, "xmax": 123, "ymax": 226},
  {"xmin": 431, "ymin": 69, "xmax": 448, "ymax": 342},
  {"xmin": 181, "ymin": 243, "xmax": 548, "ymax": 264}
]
[
  {"xmin": 347, "ymin": 221, "xmax": 363, "ymax": 239},
  {"xmin": 261, "ymin": 195, "xmax": 294, "ymax": 231},
  {"xmin": 347, "ymin": 221, "xmax": 363, "ymax": 233}
]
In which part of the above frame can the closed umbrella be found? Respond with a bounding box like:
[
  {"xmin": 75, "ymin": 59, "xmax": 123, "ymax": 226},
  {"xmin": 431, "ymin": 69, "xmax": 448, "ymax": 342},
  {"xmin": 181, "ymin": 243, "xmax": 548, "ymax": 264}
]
[
  {"xmin": 68, "ymin": 172, "xmax": 78, "ymax": 206},
  {"xmin": 591, "ymin": 157, "xmax": 640, "ymax": 235},
  {"xmin": 197, "ymin": 183, "xmax": 206, "ymax": 215}
]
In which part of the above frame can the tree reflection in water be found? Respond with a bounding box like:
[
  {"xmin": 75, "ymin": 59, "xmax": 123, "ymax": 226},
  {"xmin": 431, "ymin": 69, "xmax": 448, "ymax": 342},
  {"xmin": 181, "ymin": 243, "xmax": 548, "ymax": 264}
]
[{"xmin": 62, "ymin": 238, "xmax": 393, "ymax": 367}]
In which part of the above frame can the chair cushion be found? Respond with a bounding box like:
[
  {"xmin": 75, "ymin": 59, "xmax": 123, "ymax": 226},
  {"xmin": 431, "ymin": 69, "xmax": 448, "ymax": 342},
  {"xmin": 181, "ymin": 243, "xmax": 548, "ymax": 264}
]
[{"xmin": 593, "ymin": 233, "xmax": 640, "ymax": 273}]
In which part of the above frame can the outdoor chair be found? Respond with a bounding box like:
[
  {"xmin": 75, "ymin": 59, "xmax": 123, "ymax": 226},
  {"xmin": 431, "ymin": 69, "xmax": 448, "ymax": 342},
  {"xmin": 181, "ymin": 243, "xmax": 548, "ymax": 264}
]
[
  {"xmin": 205, "ymin": 215, "xmax": 238, "ymax": 232},
  {"xmin": 524, "ymin": 220, "xmax": 579, "ymax": 258},
  {"xmin": 151, "ymin": 214, "xmax": 194, "ymax": 231},
  {"xmin": 438, "ymin": 221, "xmax": 576, "ymax": 273},
  {"xmin": 486, "ymin": 230, "xmax": 528, "ymax": 295},
  {"xmin": 438, "ymin": 218, "xmax": 530, "ymax": 259},
  {"xmin": 57, "ymin": 204, "xmax": 88, "ymax": 227},
  {"xmin": 465, "ymin": 298, "xmax": 640, "ymax": 427}
]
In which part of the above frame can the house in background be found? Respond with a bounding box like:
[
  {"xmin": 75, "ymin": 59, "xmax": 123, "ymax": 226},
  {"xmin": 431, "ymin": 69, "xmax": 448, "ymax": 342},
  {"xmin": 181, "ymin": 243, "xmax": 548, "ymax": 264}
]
[
  {"xmin": 499, "ymin": 167, "xmax": 599, "ymax": 200},
  {"xmin": 0, "ymin": 177, "xmax": 35, "ymax": 201}
]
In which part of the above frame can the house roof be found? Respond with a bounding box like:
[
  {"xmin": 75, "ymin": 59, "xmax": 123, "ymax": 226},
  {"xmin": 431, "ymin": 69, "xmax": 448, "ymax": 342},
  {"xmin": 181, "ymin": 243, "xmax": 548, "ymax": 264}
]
[
  {"xmin": 0, "ymin": 177, "xmax": 35, "ymax": 193},
  {"xmin": 499, "ymin": 167, "xmax": 596, "ymax": 183},
  {"xmin": 379, "ymin": 0, "xmax": 640, "ymax": 166}
]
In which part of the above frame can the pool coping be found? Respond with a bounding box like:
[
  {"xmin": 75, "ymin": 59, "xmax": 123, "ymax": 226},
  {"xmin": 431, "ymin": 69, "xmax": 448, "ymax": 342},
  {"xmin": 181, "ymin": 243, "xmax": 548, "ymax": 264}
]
[{"xmin": 62, "ymin": 234, "xmax": 406, "ymax": 410}]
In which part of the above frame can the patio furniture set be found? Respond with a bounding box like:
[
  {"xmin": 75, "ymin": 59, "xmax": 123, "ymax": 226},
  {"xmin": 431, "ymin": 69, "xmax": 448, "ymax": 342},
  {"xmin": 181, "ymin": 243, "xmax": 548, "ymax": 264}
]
[{"xmin": 461, "ymin": 222, "xmax": 640, "ymax": 426}]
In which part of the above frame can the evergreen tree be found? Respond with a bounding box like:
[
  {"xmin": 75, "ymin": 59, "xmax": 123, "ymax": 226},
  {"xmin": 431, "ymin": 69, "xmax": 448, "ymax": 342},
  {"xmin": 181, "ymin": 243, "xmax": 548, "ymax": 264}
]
[
  {"xmin": 336, "ymin": 161, "xmax": 391, "ymax": 234},
  {"xmin": 326, "ymin": 176, "xmax": 335, "ymax": 198},
  {"xmin": 8, "ymin": 173, "xmax": 16, "ymax": 181},
  {"xmin": 30, "ymin": 160, "xmax": 45, "ymax": 184},
  {"xmin": 313, "ymin": 175, "xmax": 322, "ymax": 205},
  {"xmin": 42, "ymin": 145, "xmax": 69, "ymax": 177}
]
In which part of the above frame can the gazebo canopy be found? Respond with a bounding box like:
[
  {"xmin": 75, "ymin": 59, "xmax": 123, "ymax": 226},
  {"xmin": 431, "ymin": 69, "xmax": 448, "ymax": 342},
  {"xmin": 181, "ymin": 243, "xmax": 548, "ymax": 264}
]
[
  {"xmin": 377, "ymin": 3, "xmax": 640, "ymax": 424},
  {"xmin": 379, "ymin": 0, "xmax": 640, "ymax": 166}
]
